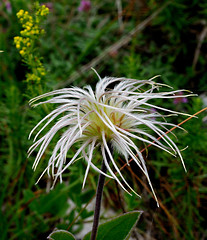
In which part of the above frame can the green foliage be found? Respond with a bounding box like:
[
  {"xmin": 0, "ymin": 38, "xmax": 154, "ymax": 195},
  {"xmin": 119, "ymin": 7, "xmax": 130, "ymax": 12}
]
[
  {"xmin": 48, "ymin": 230, "xmax": 76, "ymax": 240},
  {"xmin": 83, "ymin": 211, "xmax": 142, "ymax": 240},
  {"xmin": 48, "ymin": 211, "xmax": 142, "ymax": 240}
]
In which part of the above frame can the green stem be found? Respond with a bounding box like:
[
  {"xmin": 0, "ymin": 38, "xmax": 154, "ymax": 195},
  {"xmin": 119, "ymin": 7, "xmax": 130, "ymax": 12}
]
[{"xmin": 90, "ymin": 144, "xmax": 112, "ymax": 240}]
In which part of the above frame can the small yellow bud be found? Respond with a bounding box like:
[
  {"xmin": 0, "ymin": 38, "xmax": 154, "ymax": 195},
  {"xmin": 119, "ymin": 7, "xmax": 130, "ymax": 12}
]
[
  {"xmin": 14, "ymin": 37, "xmax": 18, "ymax": 43},
  {"xmin": 16, "ymin": 44, "xmax": 21, "ymax": 49},
  {"xmin": 19, "ymin": 50, "xmax": 25, "ymax": 55},
  {"xmin": 17, "ymin": 10, "xmax": 24, "ymax": 18}
]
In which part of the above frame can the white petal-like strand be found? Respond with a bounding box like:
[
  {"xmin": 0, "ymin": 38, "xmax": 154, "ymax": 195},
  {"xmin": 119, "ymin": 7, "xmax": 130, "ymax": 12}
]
[{"xmin": 29, "ymin": 72, "xmax": 194, "ymax": 205}]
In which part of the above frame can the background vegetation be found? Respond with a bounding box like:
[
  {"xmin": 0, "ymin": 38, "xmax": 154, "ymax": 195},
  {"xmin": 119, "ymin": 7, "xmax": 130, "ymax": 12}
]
[{"xmin": 1, "ymin": 0, "xmax": 207, "ymax": 239}]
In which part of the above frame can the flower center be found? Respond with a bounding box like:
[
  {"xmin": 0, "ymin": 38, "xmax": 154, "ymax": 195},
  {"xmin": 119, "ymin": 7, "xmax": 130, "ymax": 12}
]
[{"xmin": 81, "ymin": 101, "xmax": 127, "ymax": 141}]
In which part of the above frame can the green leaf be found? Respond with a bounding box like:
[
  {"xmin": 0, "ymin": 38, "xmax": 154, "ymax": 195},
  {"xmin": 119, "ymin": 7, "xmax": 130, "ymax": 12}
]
[
  {"xmin": 24, "ymin": 184, "xmax": 69, "ymax": 218},
  {"xmin": 48, "ymin": 230, "xmax": 76, "ymax": 240},
  {"xmin": 83, "ymin": 211, "xmax": 142, "ymax": 240}
]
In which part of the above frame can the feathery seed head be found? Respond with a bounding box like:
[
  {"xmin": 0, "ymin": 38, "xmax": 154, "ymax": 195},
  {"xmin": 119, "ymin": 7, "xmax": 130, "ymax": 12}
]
[{"xmin": 28, "ymin": 70, "xmax": 195, "ymax": 206}]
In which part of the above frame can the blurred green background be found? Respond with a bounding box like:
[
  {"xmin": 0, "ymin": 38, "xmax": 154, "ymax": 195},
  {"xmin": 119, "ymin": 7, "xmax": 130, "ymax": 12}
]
[{"xmin": 1, "ymin": 0, "xmax": 207, "ymax": 239}]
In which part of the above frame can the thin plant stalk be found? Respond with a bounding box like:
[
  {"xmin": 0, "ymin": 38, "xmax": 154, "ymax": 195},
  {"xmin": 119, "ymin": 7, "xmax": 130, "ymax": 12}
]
[{"xmin": 91, "ymin": 144, "xmax": 112, "ymax": 240}]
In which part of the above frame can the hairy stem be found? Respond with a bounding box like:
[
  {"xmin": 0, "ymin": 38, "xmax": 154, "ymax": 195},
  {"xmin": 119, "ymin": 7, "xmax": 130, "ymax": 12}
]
[{"xmin": 90, "ymin": 145, "xmax": 112, "ymax": 240}]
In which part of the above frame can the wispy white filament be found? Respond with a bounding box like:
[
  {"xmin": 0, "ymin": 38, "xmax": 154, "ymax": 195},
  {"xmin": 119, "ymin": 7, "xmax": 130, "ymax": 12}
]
[{"xmin": 28, "ymin": 70, "xmax": 195, "ymax": 206}]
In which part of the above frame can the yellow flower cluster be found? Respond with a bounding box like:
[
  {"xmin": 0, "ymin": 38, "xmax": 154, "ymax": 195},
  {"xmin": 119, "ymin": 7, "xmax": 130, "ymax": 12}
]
[
  {"xmin": 14, "ymin": 3, "xmax": 49, "ymax": 84},
  {"xmin": 14, "ymin": 36, "xmax": 31, "ymax": 56},
  {"xmin": 26, "ymin": 64, "xmax": 46, "ymax": 83},
  {"xmin": 16, "ymin": 6, "xmax": 48, "ymax": 39},
  {"xmin": 36, "ymin": 4, "xmax": 49, "ymax": 17}
]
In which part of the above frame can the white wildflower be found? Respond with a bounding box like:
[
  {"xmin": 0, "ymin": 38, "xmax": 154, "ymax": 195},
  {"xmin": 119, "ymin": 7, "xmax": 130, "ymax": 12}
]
[{"xmin": 28, "ymin": 69, "xmax": 194, "ymax": 205}]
